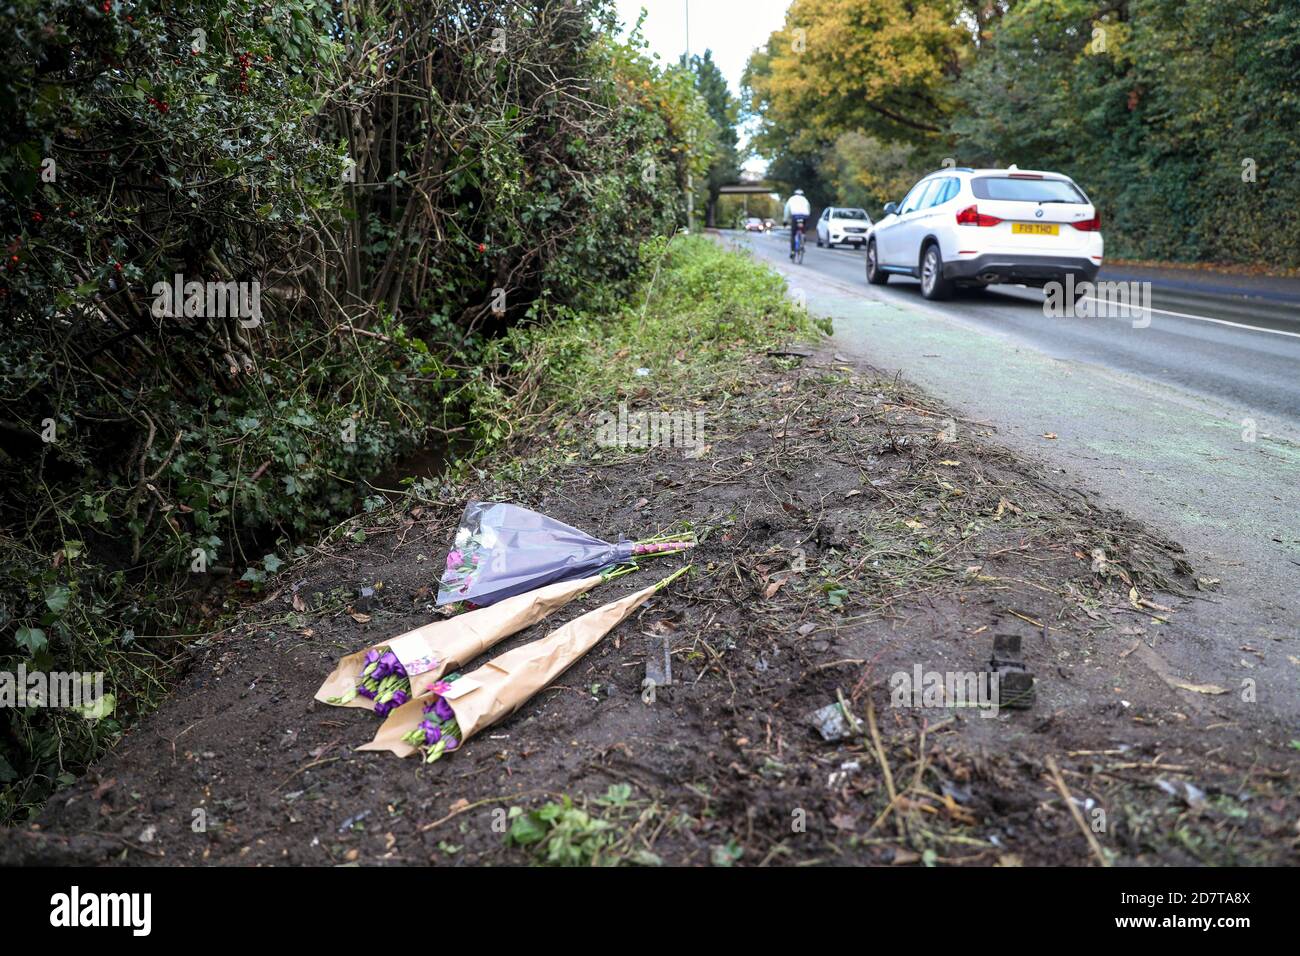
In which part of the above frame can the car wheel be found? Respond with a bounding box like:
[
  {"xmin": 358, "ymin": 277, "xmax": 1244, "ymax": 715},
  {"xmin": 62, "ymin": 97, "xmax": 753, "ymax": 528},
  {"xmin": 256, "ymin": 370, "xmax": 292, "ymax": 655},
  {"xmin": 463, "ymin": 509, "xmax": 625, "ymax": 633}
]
[
  {"xmin": 866, "ymin": 241, "xmax": 889, "ymax": 285},
  {"xmin": 920, "ymin": 244, "xmax": 954, "ymax": 301}
]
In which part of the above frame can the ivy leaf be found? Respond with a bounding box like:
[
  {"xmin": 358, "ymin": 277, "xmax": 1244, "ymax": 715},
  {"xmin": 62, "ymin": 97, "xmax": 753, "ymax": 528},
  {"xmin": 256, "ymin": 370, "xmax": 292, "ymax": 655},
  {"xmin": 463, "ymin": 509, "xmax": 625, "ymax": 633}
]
[
  {"xmin": 15, "ymin": 627, "xmax": 48, "ymax": 654},
  {"xmin": 45, "ymin": 586, "xmax": 71, "ymax": 613},
  {"xmin": 75, "ymin": 692, "xmax": 117, "ymax": 721},
  {"xmin": 507, "ymin": 811, "xmax": 548, "ymax": 846}
]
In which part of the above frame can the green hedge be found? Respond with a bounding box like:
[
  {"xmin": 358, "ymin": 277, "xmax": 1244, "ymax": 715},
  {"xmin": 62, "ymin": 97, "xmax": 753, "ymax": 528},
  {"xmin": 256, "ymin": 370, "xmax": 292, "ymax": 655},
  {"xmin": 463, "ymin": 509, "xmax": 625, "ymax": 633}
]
[{"xmin": 0, "ymin": 0, "xmax": 717, "ymax": 820}]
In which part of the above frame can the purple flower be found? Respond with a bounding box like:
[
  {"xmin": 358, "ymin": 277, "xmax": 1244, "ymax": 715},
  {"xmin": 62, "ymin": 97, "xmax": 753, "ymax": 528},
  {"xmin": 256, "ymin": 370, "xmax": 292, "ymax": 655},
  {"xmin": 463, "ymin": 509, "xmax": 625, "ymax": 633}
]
[
  {"xmin": 420, "ymin": 721, "xmax": 442, "ymax": 745},
  {"xmin": 357, "ymin": 684, "xmax": 377, "ymax": 700},
  {"xmin": 446, "ymin": 549, "xmax": 463, "ymax": 570},
  {"xmin": 433, "ymin": 696, "xmax": 455, "ymax": 722},
  {"xmin": 444, "ymin": 736, "xmax": 459, "ymax": 751},
  {"xmin": 391, "ymin": 690, "xmax": 409, "ymax": 708}
]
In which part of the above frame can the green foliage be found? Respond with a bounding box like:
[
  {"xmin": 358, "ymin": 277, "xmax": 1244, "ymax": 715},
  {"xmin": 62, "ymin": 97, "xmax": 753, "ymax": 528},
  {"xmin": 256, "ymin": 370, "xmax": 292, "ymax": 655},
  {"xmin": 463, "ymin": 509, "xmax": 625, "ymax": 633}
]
[
  {"xmin": 746, "ymin": 0, "xmax": 1300, "ymax": 264},
  {"xmin": 506, "ymin": 784, "xmax": 661, "ymax": 866},
  {"xmin": 0, "ymin": 0, "xmax": 714, "ymax": 822},
  {"xmin": 464, "ymin": 235, "xmax": 827, "ymax": 451},
  {"xmin": 683, "ymin": 50, "xmax": 741, "ymax": 227},
  {"xmin": 819, "ymin": 132, "xmax": 919, "ymax": 213},
  {"xmin": 950, "ymin": 0, "xmax": 1300, "ymax": 262}
]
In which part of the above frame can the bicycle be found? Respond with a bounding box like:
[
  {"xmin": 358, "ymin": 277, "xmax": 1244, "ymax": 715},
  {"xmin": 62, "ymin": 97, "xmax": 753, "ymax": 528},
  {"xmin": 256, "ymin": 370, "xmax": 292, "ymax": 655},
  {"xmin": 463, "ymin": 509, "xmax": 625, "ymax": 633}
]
[{"xmin": 790, "ymin": 219, "xmax": 806, "ymax": 264}]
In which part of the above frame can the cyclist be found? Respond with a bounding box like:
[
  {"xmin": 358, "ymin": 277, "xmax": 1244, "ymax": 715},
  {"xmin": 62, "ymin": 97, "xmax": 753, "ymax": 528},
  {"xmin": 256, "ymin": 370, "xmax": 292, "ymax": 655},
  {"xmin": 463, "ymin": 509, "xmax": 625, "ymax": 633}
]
[{"xmin": 782, "ymin": 189, "xmax": 812, "ymax": 260}]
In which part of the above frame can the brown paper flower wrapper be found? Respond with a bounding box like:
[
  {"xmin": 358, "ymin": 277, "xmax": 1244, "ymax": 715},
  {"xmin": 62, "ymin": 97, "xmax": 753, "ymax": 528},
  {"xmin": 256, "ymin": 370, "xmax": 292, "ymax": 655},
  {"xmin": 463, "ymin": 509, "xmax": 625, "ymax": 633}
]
[
  {"xmin": 314, "ymin": 574, "xmax": 604, "ymax": 710},
  {"xmin": 360, "ymin": 572, "xmax": 681, "ymax": 757}
]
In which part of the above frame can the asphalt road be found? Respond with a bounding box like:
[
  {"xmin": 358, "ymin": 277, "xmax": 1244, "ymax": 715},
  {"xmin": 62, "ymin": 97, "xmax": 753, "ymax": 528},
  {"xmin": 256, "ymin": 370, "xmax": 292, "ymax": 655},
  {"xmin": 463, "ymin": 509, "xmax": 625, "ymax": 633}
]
[
  {"xmin": 739, "ymin": 229, "xmax": 1300, "ymax": 427},
  {"xmin": 723, "ymin": 228, "xmax": 1300, "ymax": 728}
]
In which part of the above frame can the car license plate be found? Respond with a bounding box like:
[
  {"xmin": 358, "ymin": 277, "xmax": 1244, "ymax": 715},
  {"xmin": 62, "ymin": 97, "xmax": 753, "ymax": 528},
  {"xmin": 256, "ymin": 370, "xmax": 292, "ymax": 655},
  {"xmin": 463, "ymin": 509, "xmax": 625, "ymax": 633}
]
[{"xmin": 1012, "ymin": 222, "xmax": 1059, "ymax": 236}]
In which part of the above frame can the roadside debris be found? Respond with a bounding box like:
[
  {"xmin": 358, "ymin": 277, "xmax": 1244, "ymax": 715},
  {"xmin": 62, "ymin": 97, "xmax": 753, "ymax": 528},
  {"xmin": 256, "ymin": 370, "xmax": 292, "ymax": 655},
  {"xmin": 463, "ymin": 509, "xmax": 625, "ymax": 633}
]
[
  {"xmin": 643, "ymin": 635, "xmax": 673, "ymax": 702},
  {"xmin": 808, "ymin": 700, "xmax": 856, "ymax": 742},
  {"xmin": 988, "ymin": 633, "xmax": 1035, "ymax": 709}
]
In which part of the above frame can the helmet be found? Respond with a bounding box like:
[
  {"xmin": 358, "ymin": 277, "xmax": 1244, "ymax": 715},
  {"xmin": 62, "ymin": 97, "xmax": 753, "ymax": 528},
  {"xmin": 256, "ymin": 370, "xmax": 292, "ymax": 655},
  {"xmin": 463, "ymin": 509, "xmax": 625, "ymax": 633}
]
[{"xmin": 794, "ymin": 189, "xmax": 805, "ymax": 196}]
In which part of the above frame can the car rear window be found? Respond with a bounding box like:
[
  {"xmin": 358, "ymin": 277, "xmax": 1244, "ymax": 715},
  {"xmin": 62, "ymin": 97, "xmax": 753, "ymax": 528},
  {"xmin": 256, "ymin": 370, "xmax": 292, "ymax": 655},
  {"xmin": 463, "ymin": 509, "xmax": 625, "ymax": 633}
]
[
  {"xmin": 834, "ymin": 209, "xmax": 869, "ymax": 220},
  {"xmin": 972, "ymin": 177, "xmax": 1086, "ymax": 203}
]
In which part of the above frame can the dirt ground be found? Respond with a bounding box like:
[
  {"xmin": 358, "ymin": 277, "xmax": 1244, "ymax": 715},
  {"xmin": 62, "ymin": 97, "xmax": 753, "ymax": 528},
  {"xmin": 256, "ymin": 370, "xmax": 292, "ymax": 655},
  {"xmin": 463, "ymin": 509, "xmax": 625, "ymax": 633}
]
[{"xmin": 4, "ymin": 345, "xmax": 1296, "ymax": 866}]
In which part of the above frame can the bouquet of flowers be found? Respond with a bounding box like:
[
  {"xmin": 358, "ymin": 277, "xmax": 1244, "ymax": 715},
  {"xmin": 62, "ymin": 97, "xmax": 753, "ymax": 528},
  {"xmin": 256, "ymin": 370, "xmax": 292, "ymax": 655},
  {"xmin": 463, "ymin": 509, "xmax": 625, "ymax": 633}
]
[
  {"xmin": 340, "ymin": 647, "xmax": 412, "ymax": 716},
  {"xmin": 363, "ymin": 565, "xmax": 690, "ymax": 761},
  {"xmin": 398, "ymin": 677, "xmax": 462, "ymax": 760},
  {"xmin": 315, "ymin": 567, "xmax": 634, "ymax": 713},
  {"xmin": 438, "ymin": 501, "xmax": 694, "ymax": 607}
]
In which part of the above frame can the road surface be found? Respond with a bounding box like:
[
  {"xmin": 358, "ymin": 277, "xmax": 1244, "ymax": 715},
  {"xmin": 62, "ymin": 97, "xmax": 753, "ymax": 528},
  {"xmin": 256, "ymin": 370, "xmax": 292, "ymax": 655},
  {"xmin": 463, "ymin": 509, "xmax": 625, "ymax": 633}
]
[{"xmin": 725, "ymin": 228, "xmax": 1300, "ymax": 726}]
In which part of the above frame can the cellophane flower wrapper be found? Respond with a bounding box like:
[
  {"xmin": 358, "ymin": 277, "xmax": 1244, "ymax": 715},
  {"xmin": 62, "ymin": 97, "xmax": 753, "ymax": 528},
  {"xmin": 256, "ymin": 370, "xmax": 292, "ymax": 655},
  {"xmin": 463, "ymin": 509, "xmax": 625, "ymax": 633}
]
[
  {"xmin": 314, "ymin": 574, "xmax": 606, "ymax": 711},
  {"xmin": 362, "ymin": 570, "xmax": 686, "ymax": 758},
  {"xmin": 437, "ymin": 501, "xmax": 637, "ymax": 607}
]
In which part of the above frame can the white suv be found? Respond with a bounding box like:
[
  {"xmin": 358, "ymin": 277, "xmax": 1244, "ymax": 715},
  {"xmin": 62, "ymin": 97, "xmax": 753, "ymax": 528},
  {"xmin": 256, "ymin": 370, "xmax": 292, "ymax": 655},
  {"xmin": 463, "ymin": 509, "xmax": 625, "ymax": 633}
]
[
  {"xmin": 816, "ymin": 207, "xmax": 872, "ymax": 248},
  {"xmin": 865, "ymin": 167, "xmax": 1103, "ymax": 300}
]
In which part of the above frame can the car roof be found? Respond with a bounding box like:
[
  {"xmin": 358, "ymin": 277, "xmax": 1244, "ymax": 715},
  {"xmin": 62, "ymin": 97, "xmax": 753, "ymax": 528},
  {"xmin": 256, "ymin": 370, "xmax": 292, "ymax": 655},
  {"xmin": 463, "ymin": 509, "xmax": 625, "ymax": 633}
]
[{"xmin": 929, "ymin": 167, "xmax": 1073, "ymax": 180}]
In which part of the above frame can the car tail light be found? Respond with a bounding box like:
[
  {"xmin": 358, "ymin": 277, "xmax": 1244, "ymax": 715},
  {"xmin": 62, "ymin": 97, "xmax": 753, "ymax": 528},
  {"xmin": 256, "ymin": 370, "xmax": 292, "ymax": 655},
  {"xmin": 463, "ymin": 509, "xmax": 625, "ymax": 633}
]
[
  {"xmin": 956, "ymin": 205, "xmax": 1002, "ymax": 227},
  {"xmin": 1071, "ymin": 212, "xmax": 1102, "ymax": 232}
]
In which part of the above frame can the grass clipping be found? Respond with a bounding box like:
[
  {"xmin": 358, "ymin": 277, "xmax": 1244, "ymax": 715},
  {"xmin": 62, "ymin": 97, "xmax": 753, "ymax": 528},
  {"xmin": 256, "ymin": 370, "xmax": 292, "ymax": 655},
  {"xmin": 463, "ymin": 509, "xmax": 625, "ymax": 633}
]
[{"xmin": 362, "ymin": 567, "xmax": 688, "ymax": 758}]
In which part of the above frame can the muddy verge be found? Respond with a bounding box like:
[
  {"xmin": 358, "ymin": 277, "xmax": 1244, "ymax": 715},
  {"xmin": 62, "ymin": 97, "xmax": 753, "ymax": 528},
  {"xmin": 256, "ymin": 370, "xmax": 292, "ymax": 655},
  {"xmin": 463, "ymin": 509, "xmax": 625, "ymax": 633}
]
[{"xmin": 5, "ymin": 347, "xmax": 1295, "ymax": 866}]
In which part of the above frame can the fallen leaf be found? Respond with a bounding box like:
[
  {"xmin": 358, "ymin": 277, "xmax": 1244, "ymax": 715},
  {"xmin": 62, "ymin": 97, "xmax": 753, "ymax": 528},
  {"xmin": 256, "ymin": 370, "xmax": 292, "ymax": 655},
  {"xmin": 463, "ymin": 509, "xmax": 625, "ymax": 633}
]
[
  {"xmin": 350, "ymin": 612, "xmax": 372, "ymax": 624},
  {"xmin": 764, "ymin": 576, "xmax": 787, "ymax": 599},
  {"xmin": 1173, "ymin": 681, "xmax": 1229, "ymax": 695}
]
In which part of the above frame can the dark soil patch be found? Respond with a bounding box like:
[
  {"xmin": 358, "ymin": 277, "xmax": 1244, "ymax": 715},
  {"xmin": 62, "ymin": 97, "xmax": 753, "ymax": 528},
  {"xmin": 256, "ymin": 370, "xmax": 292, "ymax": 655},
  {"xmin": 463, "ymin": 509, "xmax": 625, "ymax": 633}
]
[{"xmin": 4, "ymin": 348, "xmax": 1296, "ymax": 866}]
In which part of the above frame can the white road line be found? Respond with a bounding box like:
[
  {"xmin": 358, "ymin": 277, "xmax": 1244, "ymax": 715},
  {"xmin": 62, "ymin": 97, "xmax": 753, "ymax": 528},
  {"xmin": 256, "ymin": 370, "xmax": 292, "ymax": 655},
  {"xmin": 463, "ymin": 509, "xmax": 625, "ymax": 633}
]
[
  {"xmin": 1075, "ymin": 296, "xmax": 1300, "ymax": 340},
  {"xmin": 756, "ymin": 238, "xmax": 1300, "ymax": 341}
]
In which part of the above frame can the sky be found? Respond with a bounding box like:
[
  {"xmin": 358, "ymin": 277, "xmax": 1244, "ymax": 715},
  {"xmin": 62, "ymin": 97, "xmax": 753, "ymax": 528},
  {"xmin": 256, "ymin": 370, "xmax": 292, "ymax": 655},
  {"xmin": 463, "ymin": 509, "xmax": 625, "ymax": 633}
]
[{"xmin": 611, "ymin": 0, "xmax": 792, "ymax": 171}]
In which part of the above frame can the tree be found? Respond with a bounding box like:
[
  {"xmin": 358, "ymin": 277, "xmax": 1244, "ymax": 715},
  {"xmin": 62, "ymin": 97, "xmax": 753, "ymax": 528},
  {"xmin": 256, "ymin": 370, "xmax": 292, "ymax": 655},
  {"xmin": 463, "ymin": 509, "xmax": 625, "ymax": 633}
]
[
  {"xmin": 746, "ymin": 0, "xmax": 976, "ymax": 150},
  {"xmin": 683, "ymin": 50, "xmax": 740, "ymax": 227}
]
